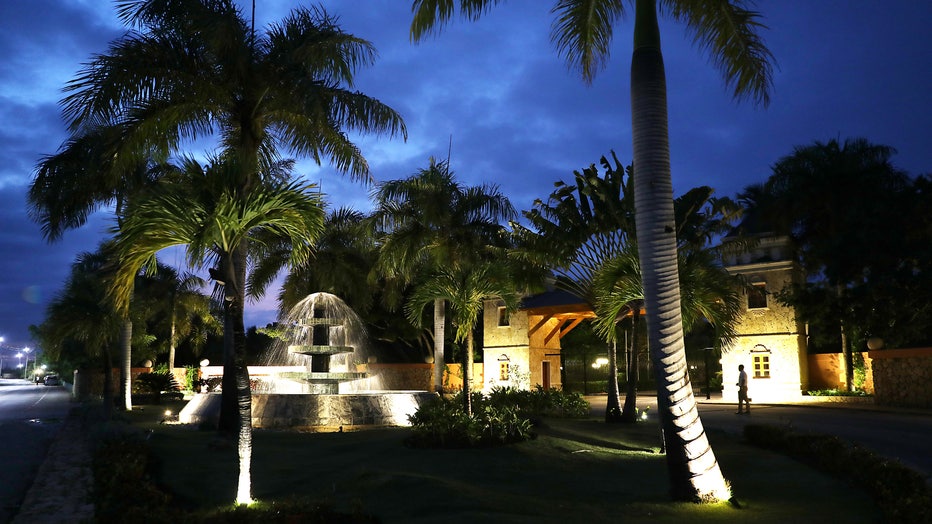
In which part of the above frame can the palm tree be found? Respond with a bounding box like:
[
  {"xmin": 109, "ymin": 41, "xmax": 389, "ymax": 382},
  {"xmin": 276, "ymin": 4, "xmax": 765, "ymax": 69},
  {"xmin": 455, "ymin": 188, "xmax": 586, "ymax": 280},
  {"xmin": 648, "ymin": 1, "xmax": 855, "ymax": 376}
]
[
  {"xmin": 739, "ymin": 138, "xmax": 912, "ymax": 391},
  {"xmin": 140, "ymin": 263, "xmax": 218, "ymax": 371},
  {"xmin": 58, "ymin": 0, "xmax": 406, "ymax": 432},
  {"xmin": 593, "ymin": 243, "xmax": 742, "ymax": 409},
  {"xmin": 38, "ymin": 248, "xmax": 126, "ymax": 419},
  {"xmin": 406, "ymin": 263, "xmax": 519, "ymax": 414},
  {"xmin": 108, "ymin": 155, "xmax": 326, "ymax": 505},
  {"xmin": 410, "ymin": 0, "xmax": 773, "ymax": 501},
  {"xmin": 29, "ymin": 123, "xmax": 161, "ymax": 412},
  {"xmin": 269, "ymin": 207, "xmax": 379, "ymax": 314},
  {"xmin": 266, "ymin": 208, "xmax": 435, "ymax": 363},
  {"xmin": 373, "ymin": 158, "xmax": 517, "ymax": 394},
  {"xmin": 514, "ymin": 153, "xmax": 635, "ymax": 421}
]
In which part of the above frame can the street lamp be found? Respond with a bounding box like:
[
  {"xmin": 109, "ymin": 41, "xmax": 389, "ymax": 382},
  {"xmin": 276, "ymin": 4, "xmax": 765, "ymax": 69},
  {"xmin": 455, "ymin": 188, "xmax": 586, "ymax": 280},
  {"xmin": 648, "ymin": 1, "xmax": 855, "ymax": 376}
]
[{"xmin": 23, "ymin": 347, "xmax": 32, "ymax": 379}]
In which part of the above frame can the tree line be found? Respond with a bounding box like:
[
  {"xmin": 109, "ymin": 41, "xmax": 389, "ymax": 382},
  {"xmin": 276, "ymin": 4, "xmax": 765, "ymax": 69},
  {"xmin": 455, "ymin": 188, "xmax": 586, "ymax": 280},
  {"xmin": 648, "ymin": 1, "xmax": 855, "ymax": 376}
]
[{"xmin": 24, "ymin": 0, "xmax": 929, "ymax": 509}]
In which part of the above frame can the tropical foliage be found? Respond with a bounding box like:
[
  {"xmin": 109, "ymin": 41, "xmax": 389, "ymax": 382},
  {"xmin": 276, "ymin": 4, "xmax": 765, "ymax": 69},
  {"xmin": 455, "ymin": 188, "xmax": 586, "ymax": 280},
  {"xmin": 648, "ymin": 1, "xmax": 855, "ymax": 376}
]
[
  {"xmin": 410, "ymin": 0, "xmax": 774, "ymax": 501},
  {"xmin": 373, "ymin": 158, "xmax": 525, "ymax": 398},
  {"xmin": 738, "ymin": 137, "xmax": 929, "ymax": 390},
  {"xmin": 40, "ymin": 0, "xmax": 406, "ymax": 506}
]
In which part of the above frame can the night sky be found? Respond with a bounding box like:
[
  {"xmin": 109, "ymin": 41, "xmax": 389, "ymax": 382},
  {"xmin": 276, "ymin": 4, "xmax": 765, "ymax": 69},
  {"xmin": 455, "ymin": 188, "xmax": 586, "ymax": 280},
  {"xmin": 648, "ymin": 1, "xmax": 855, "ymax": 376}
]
[{"xmin": 0, "ymin": 1, "xmax": 929, "ymax": 349}]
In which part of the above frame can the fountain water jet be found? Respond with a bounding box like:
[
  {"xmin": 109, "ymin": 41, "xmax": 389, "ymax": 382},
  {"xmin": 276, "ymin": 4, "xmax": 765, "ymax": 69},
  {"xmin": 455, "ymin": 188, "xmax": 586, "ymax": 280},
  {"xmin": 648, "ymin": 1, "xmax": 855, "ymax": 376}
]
[{"xmin": 179, "ymin": 292, "xmax": 434, "ymax": 430}]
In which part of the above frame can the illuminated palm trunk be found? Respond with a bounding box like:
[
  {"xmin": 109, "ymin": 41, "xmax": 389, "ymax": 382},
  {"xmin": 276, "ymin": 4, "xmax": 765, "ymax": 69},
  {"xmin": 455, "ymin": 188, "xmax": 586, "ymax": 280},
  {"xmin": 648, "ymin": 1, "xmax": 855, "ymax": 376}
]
[
  {"xmin": 121, "ymin": 318, "xmax": 133, "ymax": 411},
  {"xmin": 433, "ymin": 298, "xmax": 446, "ymax": 393},
  {"xmin": 231, "ymin": 245, "xmax": 253, "ymax": 505},
  {"xmin": 631, "ymin": 0, "xmax": 729, "ymax": 501},
  {"xmin": 605, "ymin": 340, "xmax": 622, "ymax": 422},
  {"xmin": 621, "ymin": 306, "xmax": 642, "ymax": 422}
]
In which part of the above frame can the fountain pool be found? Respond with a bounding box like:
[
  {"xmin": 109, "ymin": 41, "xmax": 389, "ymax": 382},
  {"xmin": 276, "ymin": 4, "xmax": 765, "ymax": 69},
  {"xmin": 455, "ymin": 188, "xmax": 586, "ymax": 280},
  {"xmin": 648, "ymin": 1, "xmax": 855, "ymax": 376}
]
[{"xmin": 179, "ymin": 293, "xmax": 435, "ymax": 430}]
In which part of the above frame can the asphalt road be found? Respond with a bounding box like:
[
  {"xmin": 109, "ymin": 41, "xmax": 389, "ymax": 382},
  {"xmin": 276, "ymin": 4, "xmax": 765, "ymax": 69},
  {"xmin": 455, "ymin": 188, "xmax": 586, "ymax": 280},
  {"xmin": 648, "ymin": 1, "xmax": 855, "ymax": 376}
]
[
  {"xmin": 0, "ymin": 378, "xmax": 71, "ymax": 523},
  {"xmin": 586, "ymin": 393, "xmax": 932, "ymax": 484}
]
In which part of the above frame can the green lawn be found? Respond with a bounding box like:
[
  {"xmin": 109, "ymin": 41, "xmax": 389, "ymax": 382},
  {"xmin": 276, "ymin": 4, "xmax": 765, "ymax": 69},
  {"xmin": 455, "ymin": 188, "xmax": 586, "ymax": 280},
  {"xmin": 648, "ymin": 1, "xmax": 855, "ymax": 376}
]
[{"xmin": 131, "ymin": 401, "xmax": 882, "ymax": 523}]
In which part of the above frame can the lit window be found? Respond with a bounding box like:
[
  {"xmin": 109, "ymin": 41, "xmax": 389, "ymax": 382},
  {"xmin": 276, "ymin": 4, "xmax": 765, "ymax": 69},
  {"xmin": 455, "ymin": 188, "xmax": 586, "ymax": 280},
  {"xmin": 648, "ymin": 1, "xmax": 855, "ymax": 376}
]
[
  {"xmin": 499, "ymin": 362, "xmax": 510, "ymax": 381},
  {"xmin": 748, "ymin": 283, "xmax": 768, "ymax": 309},
  {"xmin": 753, "ymin": 354, "xmax": 770, "ymax": 378},
  {"xmin": 497, "ymin": 306, "xmax": 510, "ymax": 326}
]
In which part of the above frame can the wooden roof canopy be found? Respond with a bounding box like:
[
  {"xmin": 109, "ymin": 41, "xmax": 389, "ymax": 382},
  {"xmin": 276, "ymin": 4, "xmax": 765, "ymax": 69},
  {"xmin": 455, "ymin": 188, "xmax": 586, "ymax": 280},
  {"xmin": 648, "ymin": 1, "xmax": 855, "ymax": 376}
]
[{"xmin": 518, "ymin": 289, "xmax": 644, "ymax": 345}]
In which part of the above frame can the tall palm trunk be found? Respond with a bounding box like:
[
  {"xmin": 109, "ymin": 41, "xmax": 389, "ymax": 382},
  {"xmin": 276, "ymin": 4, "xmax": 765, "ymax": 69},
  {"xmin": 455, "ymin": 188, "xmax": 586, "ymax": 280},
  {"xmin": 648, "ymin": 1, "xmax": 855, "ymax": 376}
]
[
  {"xmin": 218, "ymin": 259, "xmax": 238, "ymax": 434},
  {"xmin": 432, "ymin": 298, "xmax": 445, "ymax": 394},
  {"xmin": 463, "ymin": 329, "xmax": 474, "ymax": 416},
  {"xmin": 230, "ymin": 244, "xmax": 253, "ymax": 505},
  {"xmin": 120, "ymin": 317, "xmax": 133, "ymax": 411},
  {"xmin": 631, "ymin": 0, "xmax": 728, "ymax": 501},
  {"xmin": 605, "ymin": 339, "xmax": 622, "ymax": 422},
  {"xmin": 168, "ymin": 300, "xmax": 178, "ymax": 372},
  {"xmin": 837, "ymin": 284, "xmax": 854, "ymax": 392},
  {"xmin": 621, "ymin": 306, "xmax": 642, "ymax": 422}
]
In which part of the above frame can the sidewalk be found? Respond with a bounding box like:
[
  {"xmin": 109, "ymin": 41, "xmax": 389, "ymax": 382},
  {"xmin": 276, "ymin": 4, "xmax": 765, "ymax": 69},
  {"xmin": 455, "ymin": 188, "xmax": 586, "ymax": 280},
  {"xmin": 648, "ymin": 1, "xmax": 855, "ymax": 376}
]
[{"xmin": 12, "ymin": 407, "xmax": 94, "ymax": 523}]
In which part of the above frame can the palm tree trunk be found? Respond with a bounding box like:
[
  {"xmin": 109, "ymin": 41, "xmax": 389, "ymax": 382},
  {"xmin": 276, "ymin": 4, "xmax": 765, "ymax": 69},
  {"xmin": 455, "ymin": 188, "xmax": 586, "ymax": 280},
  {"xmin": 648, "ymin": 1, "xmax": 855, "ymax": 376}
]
[
  {"xmin": 621, "ymin": 307, "xmax": 642, "ymax": 422},
  {"xmin": 230, "ymin": 251, "xmax": 253, "ymax": 505},
  {"xmin": 218, "ymin": 301, "xmax": 238, "ymax": 432},
  {"xmin": 837, "ymin": 285, "xmax": 854, "ymax": 392},
  {"xmin": 605, "ymin": 340, "xmax": 622, "ymax": 422},
  {"xmin": 432, "ymin": 298, "xmax": 445, "ymax": 394},
  {"xmin": 464, "ymin": 330, "xmax": 474, "ymax": 416},
  {"xmin": 168, "ymin": 309, "xmax": 177, "ymax": 372},
  {"xmin": 631, "ymin": 0, "xmax": 728, "ymax": 502},
  {"xmin": 120, "ymin": 317, "xmax": 133, "ymax": 411}
]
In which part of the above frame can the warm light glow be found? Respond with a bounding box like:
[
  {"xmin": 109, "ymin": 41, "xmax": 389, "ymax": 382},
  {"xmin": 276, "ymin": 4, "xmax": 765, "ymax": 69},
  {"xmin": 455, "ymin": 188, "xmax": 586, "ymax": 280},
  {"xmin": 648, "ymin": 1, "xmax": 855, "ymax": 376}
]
[
  {"xmin": 164, "ymin": 410, "xmax": 173, "ymax": 417},
  {"xmin": 592, "ymin": 357, "xmax": 609, "ymax": 369},
  {"xmin": 236, "ymin": 438, "xmax": 253, "ymax": 506}
]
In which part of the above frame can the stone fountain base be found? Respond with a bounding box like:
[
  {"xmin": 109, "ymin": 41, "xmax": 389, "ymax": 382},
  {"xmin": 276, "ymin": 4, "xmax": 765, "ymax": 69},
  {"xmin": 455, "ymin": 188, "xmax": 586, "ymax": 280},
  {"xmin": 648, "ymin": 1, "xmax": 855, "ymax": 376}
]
[{"xmin": 179, "ymin": 391, "xmax": 436, "ymax": 431}]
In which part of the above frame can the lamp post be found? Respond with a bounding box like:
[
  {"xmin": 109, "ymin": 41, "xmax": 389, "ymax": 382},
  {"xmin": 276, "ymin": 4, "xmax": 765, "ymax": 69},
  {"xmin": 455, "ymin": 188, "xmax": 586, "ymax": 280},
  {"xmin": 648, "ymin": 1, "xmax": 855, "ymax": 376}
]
[{"xmin": 23, "ymin": 347, "xmax": 32, "ymax": 380}]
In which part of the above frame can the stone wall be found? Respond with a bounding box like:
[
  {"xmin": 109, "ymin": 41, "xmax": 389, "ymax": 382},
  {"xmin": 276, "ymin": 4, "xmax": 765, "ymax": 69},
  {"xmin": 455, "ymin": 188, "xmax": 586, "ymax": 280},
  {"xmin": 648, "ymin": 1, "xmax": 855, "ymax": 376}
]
[{"xmin": 869, "ymin": 348, "xmax": 932, "ymax": 408}]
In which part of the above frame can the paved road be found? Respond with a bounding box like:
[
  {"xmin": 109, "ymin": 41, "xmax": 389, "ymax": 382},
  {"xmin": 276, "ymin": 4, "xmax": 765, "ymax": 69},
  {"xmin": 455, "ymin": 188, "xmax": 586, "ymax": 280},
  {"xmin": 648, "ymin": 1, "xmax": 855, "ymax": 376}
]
[
  {"xmin": 0, "ymin": 378, "xmax": 71, "ymax": 523},
  {"xmin": 586, "ymin": 393, "xmax": 932, "ymax": 484}
]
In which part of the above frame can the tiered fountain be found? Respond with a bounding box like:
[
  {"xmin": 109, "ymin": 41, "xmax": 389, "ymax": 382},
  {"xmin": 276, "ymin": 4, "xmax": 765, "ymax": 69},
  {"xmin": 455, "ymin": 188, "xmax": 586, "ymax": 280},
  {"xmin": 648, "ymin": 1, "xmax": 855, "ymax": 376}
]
[{"xmin": 179, "ymin": 293, "xmax": 434, "ymax": 430}]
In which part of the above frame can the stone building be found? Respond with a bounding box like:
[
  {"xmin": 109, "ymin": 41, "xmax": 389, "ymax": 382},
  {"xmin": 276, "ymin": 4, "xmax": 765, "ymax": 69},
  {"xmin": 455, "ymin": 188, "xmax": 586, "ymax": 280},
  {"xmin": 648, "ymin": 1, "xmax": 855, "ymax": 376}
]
[
  {"xmin": 719, "ymin": 233, "xmax": 809, "ymax": 403},
  {"xmin": 481, "ymin": 290, "xmax": 592, "ymax": 392}
]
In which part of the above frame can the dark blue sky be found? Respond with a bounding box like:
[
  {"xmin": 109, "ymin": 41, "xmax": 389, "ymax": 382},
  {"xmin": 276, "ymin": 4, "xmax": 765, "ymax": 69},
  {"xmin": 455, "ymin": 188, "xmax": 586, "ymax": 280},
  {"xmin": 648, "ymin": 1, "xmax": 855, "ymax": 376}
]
[{"xmin": 0, "ymin": 1, "xmax": 929, "ymax": 349}]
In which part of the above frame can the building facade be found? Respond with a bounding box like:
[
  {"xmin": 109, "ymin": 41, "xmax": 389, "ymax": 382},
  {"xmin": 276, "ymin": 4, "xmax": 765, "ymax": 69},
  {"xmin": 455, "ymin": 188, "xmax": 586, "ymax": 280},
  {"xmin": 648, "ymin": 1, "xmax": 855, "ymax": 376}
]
[
  {"xmin": 481, "ymin": 291, "xmax": 593, "ymax": 392},
  {"xmin": 720, "ymin": 234, "xmax": 809, "ymax": 402}
]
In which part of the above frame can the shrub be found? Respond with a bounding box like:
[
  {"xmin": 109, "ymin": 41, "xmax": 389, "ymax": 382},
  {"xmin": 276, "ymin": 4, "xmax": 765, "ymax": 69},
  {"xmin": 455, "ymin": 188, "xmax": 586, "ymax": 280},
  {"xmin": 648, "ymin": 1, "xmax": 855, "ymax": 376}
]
[
  {"xmin": 486, "ymin": 386, "xmax": 590, "ymax": 419},
  {"xmin": 407, "ymin": 387, "xmax": 590, "ymax": 448},
  {"xmin": 744, "ymin": 424, "xmax": 932, "ymax": 523},
  {"xmin": 406, "ymin": 391, "xmax": 534, "ymax": 448},
  {"xmin": 134, "ymin": 371, "xmax": 182, "ymax": 403},
  {"xmin": 805, "ymin": 388, "xmax": 870, "ymax": 397},
  {"xmin": 91, "ymin": 423, "xmax": 179, "ymax": 523}
]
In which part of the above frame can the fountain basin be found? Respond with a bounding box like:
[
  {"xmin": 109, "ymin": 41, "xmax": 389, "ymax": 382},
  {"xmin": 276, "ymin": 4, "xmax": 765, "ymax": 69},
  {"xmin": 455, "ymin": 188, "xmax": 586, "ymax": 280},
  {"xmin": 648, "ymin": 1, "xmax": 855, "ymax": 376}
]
[
  {"xmin": 287, "ymin": 345, "xmax": 354, "ymax": 355},
  {"xmin": 179, "ymin": 391, "xmax": 437, "ymax": 431}
]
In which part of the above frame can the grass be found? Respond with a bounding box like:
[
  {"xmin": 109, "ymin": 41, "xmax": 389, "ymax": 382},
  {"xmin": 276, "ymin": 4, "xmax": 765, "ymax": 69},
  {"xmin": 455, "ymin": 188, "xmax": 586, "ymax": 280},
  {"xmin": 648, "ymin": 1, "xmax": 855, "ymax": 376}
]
[{"xmin": 126, "ymin": 400, "xmax": 883, "ymax": 523}]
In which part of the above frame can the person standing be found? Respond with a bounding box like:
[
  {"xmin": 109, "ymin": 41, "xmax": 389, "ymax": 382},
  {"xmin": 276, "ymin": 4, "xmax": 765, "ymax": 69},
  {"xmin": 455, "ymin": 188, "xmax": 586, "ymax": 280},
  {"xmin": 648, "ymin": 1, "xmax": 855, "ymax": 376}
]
[{"xmin": 736, "ymin": 364, "xmax": 751, "ymax": 414}]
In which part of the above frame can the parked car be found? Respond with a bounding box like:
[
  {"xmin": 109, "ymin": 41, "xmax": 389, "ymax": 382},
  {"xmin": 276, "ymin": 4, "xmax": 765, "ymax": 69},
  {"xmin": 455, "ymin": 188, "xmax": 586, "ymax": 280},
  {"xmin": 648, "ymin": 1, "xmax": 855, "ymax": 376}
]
[{"xmin": 43, "ymin": 374, "xmax": 61, "ymax": 386}]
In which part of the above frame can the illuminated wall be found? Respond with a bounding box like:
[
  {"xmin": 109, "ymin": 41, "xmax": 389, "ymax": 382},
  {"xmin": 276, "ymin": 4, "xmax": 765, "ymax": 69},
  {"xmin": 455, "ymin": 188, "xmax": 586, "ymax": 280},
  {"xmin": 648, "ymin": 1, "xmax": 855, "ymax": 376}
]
[
  {"xmin": 721, "ymin": 235, "xmax": 809, "ymax": 402},
  {"xmin": 481, "ymin": 299, "xmax": 563, "ymax": 391}
]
